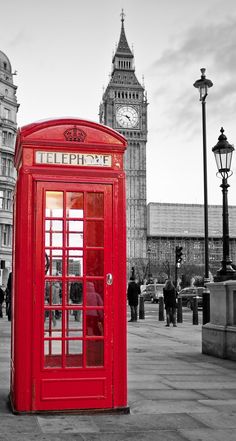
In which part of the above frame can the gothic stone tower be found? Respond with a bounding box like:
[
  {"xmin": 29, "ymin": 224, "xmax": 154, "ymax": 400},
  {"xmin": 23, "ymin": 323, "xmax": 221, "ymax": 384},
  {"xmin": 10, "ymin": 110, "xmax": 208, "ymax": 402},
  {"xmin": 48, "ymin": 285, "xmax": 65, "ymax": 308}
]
[{"xmin": 99, "ymin": 12, "xmax": 148, "ymax": 278}]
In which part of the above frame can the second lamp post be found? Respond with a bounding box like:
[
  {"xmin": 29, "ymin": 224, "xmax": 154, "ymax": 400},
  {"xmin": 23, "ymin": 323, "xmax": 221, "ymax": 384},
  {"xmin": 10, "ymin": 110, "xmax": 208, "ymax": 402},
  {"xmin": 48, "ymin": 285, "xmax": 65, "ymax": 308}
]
[{"xmin": 212, "ymin": 128, "xmax": 236, "ymax": 281}]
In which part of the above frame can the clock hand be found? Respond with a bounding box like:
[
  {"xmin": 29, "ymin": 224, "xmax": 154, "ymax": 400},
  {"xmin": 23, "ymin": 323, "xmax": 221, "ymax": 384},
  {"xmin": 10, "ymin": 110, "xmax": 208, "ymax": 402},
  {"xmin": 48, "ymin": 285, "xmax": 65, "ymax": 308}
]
[{"xmin": 125, "ymin": 114, "xmax": 131, "ymax": 120}]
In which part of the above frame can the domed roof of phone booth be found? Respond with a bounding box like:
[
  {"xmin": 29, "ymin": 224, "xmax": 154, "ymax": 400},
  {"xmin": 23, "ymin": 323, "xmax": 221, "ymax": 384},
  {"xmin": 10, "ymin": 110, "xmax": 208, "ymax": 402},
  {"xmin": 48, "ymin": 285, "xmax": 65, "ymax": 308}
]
[{"xmin": 14, "ymin": 118, "xmax": 127, "ymax": 167}]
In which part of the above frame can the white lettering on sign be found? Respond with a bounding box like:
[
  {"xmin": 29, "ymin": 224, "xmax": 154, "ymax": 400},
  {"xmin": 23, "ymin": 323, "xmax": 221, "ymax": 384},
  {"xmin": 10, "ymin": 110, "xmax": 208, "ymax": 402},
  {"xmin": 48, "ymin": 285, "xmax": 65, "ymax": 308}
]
[{"xmin": 35, "ymin": 151, "xmax": 112, "ymax": 167}]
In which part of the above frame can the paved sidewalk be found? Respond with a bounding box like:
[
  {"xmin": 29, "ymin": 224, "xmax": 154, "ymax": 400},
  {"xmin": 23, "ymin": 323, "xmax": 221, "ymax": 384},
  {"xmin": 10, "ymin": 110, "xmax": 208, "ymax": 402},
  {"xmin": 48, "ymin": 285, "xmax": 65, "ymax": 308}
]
[{"xmin": 1, "ymin": 312, "xmax": 236, "ymax": 440}]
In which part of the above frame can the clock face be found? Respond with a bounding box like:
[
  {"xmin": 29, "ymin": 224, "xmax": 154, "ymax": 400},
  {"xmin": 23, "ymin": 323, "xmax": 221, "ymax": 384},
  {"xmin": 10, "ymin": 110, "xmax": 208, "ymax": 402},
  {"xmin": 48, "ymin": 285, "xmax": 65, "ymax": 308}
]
[{"xmin": 116, "ymin": 106, "xmax": 139, "ymax": 128}]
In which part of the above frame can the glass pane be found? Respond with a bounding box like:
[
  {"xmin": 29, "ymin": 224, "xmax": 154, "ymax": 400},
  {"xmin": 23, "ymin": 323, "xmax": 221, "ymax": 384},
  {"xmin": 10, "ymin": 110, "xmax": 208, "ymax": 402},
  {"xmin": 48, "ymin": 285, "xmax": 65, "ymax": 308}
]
[
  {"xmin": 86, "ymin": 193, "xmax": 104, "ymax": 218},
  {"xmin": 46, "ymin": 191, "xmax": 63, "ymax": 217},
  {"xmin": 86, "ymin": 281, "xmax": 104, "ymax": 306},
  {"xmin": 45, "ymin": 281, "xmax": 62, "ymax": 306},
  {"xmin": 51, "ymin": 220, "xmax": 63, "ymax": 231},
  {"xmin": 67, "ymin": 251, "xmax": 83, "ymax": 276},
  {"xmin": 67, "ymin": 221, "xmax": 83, "ymax": 232},
  {"xmin": 66, "ymin": 192, "xmax": 83, "ymax": 218},
  {"xmin": 66, "ymin": 310, "xmax": 83, "ymax": 334},
  {"xmin": 68, "ymin": 281, "xmax": 83, "ymax": 306},
  {"xmin": 49, "ymin": 255, "xmax": 63, "ymax": 276},
  {"xmin": 67, "ymin": 233, "xmax": 83, "ymax": 247},
  {"xmin": 45, "ymin": 220, "xmax": 50, "ymax": 230},
  {"xmin": 46, "ymin": 248, "xmax": 62, "ymax": 257},
  {"xmin": 45, "ymin": 251, "xmax": 63, "ymax": 275},
  {"xmin": 45, "ymin": 252, "xmax": 50, "ymax": 275},
  {"xmin": 87, "ymin": 221, "xmax": 104, "ymax": 247},
  {"xmin": 45, "ymin": 220, "xmax": 63, "ymax": 231},
  {"xmin": 44, "ymin": 310, "xmax": 62, "ymax": 336},
  {"xmin": 45, "ymin": 232, "xmax": 50, "ymax": 247},
  {"xmin": 86, "ymin": 250, "xmax": 104, "ymax": 276},
  {"xmin": 44, "ymin": 340, "xmax": 62, "ymax": 368},
  {"xmin": 86, "ymin": 340, "xmax": 104, "ymax": 367},
  {"xmin": 86, "ymin": 310, "xmax": 104, "ymax": 336},
  {"xmin": 51, "ymin": 233, "xmax": 63, "ymax": 247},
  {"xmin": 65, "ymin": 340, "xmax": 83, "ymax": 368},
  {"xmin": 93, "ymin": 280, "xmax": 104, "ymax": 304}
]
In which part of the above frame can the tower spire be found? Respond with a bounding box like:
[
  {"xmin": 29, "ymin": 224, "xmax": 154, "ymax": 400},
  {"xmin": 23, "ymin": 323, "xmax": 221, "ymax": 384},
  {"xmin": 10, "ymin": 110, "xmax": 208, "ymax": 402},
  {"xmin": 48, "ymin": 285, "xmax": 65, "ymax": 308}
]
[
  {"xmin": 114, "ymin": 10, "xmax": 133, "ymax": 57},
  {"xmin": 120, "ymin": 8, "xmax": 125, "ymax": 24}
]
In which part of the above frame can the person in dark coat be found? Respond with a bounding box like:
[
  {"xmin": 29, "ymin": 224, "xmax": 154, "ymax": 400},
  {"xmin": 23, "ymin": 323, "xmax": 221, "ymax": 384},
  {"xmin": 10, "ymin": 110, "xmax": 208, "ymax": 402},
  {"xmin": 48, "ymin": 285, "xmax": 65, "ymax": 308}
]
[
  {"xmin": 163, "ymin": 279, "xmax": 177, "ymax": 327},
  {"xmin": 127, "ymin": 276, "xmax": 140, "ymax": 322},
  {"xmin": 70, "ymin": 281, "xmax": 83, "ymax": 321},
  {"xmin": 5, "ymin": 272, "xmax": 12, "ymax": 321},
  {"xmin": 0, "ymin": 287, "xmax": 4, "ymax": 318}
]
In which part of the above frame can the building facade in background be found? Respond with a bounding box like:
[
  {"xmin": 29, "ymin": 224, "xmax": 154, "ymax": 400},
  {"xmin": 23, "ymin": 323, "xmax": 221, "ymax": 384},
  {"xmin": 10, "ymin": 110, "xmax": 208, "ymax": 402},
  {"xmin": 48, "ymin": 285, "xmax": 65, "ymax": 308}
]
[
  {"xmin": 100, "ymin": 13, "xmax": 148, "ymax": 275},
  {"xmin": 0, "ymin": 50, "xmax": 18, "ymax": 286},
  {"xmin": 147, "ymin": 202, "xmax": 236, "ymax": 279}
]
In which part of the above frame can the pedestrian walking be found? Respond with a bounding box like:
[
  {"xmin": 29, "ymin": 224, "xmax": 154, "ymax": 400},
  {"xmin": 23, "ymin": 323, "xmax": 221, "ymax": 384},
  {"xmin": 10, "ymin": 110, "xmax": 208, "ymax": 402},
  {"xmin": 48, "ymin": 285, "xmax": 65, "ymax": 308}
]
[
  {"xmin": 5, "ymin": 272, "xmax": 12, "ymax": 321},
  {"xmin": 52, "ymin": 281, "xmax": 61, "ymax": 324},
  {"xmin": 163, "ymin": 279, "xmax": 177, "ymax": 327},
  {"xmin": 0, "ymin": 287, "xmax": 4, "ymax": 318},
  {"xmin": 127, "ymin": 276, "xmax": 140, "ymax": 322},
  {"xmin": 70, "ymin": 281, "xmax": 83, "ymax": 321}
]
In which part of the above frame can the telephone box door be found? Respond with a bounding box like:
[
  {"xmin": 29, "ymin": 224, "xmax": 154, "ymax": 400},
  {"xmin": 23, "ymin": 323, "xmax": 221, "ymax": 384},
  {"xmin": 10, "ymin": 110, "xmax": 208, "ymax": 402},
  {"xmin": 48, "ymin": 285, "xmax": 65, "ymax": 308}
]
[{"xmin": 33, "ymin": 181, "xmax": 113, "ymax": 411}]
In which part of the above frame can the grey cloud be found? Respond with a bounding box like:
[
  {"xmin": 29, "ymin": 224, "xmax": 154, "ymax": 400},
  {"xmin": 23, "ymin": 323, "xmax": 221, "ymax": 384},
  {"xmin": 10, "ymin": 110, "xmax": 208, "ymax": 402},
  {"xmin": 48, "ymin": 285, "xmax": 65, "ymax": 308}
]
[
  {"xmin": 149, "ymin": 16, "xmax": 236, "ymax": 138},
  {"xmin": 154, "ymin": 17, "xmax": 236, "ymax": 74}
]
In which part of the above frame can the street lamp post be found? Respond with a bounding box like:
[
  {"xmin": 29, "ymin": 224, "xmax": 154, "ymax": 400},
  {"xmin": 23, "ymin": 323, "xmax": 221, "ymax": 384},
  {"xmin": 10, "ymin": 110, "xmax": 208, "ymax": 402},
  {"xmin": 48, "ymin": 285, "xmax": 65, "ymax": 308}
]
[
  {"xmin": 212, "ymin": 128, "xmax": 236, "ymax": 282},
  {"xmin": 193, "ymin": 68, "xmax": 213, "ymax": 325}
]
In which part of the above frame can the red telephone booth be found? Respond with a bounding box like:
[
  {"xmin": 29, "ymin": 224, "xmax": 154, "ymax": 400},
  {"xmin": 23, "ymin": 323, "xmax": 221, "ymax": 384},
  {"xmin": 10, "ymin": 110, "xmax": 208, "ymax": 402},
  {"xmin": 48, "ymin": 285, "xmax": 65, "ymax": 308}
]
[{"xmin": 11, "ymin": 118, "xmax": 128, "ymax": 413}]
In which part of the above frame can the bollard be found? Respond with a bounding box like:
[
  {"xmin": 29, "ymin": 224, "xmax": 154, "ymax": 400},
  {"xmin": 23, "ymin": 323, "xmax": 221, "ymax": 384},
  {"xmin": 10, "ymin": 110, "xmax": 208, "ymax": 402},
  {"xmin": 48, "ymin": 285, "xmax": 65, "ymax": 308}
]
[
  {"xmin": 177, "ymin": 297, "xmax": 183, "ymax": 323},
  {"xmin": 202, "ymin": 288, "xmax": 210, "ymax": 325},
  {"xmin": 158, "ymin": 296, "xmax": 164, "ymax": 321},
  {"xmin": 192, "ymin": 297, "xmax": 199, "ymax": 325},
  {"xmin": 139, "ymin": 295, "xmax": 145, "ymax": 319}
]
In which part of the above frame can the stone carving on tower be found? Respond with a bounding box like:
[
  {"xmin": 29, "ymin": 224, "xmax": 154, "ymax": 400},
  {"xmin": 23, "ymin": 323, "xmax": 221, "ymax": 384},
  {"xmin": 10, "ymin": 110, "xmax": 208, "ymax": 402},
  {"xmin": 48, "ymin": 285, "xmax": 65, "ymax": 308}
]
[
  {"xmin": 99, "ymin": 11, "xmax": 148, "ymax": 278},
  {"xmin": 0, "ymin": 50, "xmax": 19, "ymax": 285}
]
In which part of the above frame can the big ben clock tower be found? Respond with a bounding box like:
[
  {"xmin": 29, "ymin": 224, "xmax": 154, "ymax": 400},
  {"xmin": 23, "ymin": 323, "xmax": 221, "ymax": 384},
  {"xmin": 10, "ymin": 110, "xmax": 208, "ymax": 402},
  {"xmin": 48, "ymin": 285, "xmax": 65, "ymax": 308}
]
[{"xmin": 99, "ymin": 11, "xmax": 148, "ymax": 277}]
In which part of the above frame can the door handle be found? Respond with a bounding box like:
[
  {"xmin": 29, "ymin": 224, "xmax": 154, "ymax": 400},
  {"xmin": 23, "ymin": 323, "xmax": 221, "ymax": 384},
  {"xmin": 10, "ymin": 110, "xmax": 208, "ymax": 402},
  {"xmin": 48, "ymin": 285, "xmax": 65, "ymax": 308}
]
[{"xmin": 106, "ymin": 273, "xmax": 113, "ymax": 285}]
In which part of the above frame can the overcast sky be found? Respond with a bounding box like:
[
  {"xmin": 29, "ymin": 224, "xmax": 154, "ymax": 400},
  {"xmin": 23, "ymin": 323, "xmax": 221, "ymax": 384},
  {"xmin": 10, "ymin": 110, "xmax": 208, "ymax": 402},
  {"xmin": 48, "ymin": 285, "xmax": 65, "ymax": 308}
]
[{"xmin": 1, "ymin": 0, "xmax": 236, "ymax": 206}]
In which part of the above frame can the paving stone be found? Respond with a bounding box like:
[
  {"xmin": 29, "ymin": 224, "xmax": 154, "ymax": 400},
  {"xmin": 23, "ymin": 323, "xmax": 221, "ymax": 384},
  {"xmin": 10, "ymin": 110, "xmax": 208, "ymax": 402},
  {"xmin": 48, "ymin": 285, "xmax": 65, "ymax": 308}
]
[
  {"xmin": 130, "ymin": 399, "xmax": 218, "ymax": 414},
  {"xmin": 128, "ymin": 381, "xmax": 171, "ymax": 390},
  {"xmin": 136, "ymin": 389, "xmax": 206, "ymax": 400},
  {"xmin": 190, "ymin": 411, "xmax": 236, "ymax": 429},
  {"xmin": 92, "ymin": 413, "xmax": 207, "ymax": 431},
  {"xmin": 80, "ymin": 431, "xmax": 187, "ymax": 441},
  {"xmin": 180, "ymin": 428, "xmax": 236, "ymax": 441},
  {"xmin": 0, "ymin": 415, "xmax": 42, "ymax": 435},
  {"xmin": 37, "ymin": 416, "xmax": 99, "ymax": 433},
  {"xmin": 198, "ymin": 389, "xmax": 236, "ymax": 400},
  {"xmin": 163, "ymin": 381, "xmax": 236, "ymax": 390},
  {"xmin": 0, "ymin": 435, "xmax": 84, "ymax": 441}
]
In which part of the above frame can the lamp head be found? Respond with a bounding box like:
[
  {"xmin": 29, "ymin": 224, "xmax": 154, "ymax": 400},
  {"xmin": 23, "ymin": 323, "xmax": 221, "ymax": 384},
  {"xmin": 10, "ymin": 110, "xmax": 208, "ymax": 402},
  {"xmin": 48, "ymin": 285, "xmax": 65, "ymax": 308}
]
[
  {"xmin": 212, "ymin": 127, "xmax": 234, "ymax": 179},
  {"xmin": 193, "ymin": 68, "xmax": 213, "ymax": 101}
]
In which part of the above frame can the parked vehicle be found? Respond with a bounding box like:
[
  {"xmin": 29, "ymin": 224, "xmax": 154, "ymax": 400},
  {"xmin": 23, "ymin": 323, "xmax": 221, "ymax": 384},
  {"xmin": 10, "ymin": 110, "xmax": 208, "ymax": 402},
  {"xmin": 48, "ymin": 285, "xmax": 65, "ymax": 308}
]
[
  {"xmin": 178, "ymin": 287, "xmax": 204, "ymax": 309},
  {"xmin": 141, "ymin": 284, "xmax": 164, "ymax": 303}
]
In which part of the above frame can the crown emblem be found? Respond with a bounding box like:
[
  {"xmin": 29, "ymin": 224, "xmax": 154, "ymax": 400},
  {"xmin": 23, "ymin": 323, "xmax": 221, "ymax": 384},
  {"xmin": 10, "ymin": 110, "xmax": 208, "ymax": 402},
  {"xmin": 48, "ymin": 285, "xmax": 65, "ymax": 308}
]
[{"xmin": 64, "ymin": 126, "xmax": 86, "ymax": 142}]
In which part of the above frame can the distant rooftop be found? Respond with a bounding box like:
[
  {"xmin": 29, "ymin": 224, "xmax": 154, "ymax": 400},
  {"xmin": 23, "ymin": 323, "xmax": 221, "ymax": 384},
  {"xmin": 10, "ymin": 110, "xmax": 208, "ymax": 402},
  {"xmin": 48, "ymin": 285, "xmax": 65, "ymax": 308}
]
[{"xmin": 147, "ymin": 202, "xmax": 236, "ymax": 238}]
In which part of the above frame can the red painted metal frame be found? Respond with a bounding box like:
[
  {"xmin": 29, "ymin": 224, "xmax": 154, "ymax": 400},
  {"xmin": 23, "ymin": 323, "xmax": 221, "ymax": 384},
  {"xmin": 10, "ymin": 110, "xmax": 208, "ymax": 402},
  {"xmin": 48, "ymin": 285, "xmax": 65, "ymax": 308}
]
[{"xmin": 11, "ymin": 118, "xmax": 127, "ymax": 413}]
